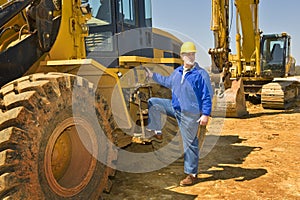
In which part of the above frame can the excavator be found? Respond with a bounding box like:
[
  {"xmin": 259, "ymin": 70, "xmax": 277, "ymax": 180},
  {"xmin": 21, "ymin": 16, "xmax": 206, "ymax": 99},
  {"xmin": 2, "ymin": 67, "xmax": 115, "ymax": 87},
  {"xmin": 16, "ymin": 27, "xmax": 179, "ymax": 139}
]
[
  {"xmin": 0, "ymin": 0, "xmax": 182, "ymax": 198},
  {"xmin": 209, "ymin": 0, "xmax": 299, "ymax": 117}
]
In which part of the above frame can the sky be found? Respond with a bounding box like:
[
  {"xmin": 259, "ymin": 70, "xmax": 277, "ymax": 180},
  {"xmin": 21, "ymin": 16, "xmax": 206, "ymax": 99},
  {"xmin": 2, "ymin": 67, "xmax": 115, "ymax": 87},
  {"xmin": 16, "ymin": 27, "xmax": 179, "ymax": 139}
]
[{"xmin": 152, "ymin": 0, "xmax": 300, "ymax": 68}]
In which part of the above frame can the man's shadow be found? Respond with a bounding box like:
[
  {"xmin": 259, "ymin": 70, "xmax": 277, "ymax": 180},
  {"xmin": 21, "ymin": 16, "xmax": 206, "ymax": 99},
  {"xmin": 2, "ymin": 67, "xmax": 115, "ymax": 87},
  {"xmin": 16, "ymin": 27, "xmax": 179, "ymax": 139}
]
[{"xmin": 196, "ymin": 135, "xmax": 267, "ymax": 182}]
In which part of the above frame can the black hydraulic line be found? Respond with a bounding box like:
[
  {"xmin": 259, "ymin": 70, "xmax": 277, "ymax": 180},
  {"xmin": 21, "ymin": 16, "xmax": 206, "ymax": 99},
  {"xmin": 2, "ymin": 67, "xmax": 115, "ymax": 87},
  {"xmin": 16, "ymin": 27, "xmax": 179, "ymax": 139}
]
[{"xmin": 0, "ymin": 0, "xmax": 32, "ymax": 28}]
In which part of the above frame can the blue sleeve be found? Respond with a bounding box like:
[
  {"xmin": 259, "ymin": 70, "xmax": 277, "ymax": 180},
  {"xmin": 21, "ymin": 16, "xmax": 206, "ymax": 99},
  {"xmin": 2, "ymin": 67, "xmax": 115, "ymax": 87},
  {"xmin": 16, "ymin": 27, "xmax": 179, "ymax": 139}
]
[
  {"xmin": 202, "ymin": 71, "xmax": 214, "ymax": 99},
  {"xmin": 152, "ymin": 72, "xmax": 173, "ymax": 89},
  {"xmin": 199, "ymin": 71, "xmax": 213, "ymax": 116}
]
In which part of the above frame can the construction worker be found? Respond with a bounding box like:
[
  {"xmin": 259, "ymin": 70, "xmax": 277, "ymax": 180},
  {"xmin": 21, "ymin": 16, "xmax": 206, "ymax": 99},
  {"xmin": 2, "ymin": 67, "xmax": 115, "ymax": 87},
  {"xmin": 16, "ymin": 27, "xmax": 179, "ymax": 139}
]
[{"xmin": 145, "ymin": 41, "xmax": 213, "ymax": 186}]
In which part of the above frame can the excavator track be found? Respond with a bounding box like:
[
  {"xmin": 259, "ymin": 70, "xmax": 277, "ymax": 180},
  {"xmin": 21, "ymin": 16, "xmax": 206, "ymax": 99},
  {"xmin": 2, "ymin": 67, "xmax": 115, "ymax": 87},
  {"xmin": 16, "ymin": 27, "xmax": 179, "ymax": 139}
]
[{"xmin": 261, "ymin": 78, "xmax": 300, "ymax": 109}]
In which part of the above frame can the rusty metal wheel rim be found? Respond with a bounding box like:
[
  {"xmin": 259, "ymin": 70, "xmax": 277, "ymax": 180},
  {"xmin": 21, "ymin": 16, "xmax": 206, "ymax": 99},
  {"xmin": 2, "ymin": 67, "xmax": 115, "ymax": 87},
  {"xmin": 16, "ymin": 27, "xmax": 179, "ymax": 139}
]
[{"xmin": 44, "ymin": 117, "xmax": 98, "ymax": 197}]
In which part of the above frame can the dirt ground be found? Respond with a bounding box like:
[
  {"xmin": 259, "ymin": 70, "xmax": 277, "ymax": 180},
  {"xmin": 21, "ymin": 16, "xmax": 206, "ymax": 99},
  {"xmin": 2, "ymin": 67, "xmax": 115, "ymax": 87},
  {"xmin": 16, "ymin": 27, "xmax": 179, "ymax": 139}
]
[{"xmin": 103, "ymin": 103, "xmax": 300, "ymax": 200}]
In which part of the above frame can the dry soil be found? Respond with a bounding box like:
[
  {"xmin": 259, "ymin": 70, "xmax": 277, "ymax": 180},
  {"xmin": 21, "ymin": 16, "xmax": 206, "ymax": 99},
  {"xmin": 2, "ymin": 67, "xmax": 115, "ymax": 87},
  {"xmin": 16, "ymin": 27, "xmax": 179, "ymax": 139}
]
[{"xmin": 104, "ymin": 103, "xmax": 300, "ymax": 200}]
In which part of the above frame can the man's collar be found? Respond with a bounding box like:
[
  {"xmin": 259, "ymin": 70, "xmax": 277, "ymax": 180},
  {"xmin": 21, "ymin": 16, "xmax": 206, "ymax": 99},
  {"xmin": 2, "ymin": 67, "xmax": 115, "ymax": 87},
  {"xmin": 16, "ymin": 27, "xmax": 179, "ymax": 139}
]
[
  {"xmin": 179, "ymin": 62, "xmax": 198, "ymax": 71},
  {"xmin": 183, "ymin": 66, "xmax": 194, "ymax": 72}
]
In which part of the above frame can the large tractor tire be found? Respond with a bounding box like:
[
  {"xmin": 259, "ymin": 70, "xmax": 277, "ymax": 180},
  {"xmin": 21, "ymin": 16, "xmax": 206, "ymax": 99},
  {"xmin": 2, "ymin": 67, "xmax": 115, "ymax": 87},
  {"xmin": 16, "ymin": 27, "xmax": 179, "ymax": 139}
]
[{"xmin": 0, "ymin": 73, "xmax": 117, "ymax": 199}]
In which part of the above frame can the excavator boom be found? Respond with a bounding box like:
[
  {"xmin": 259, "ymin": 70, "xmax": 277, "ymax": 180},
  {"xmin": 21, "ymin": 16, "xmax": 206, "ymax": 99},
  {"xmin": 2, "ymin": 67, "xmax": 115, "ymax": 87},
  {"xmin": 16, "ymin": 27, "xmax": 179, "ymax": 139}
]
[{"xmin": 209, "ymin": 0, "xmax": 248, "ymax": 117}]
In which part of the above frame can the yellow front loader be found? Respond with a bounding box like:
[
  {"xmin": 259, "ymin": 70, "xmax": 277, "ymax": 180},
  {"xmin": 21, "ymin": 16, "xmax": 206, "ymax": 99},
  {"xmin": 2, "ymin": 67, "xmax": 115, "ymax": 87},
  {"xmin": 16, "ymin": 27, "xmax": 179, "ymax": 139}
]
[{"xmin": 0, "ymin": 0, "xmax": 182, "ymax": 198}]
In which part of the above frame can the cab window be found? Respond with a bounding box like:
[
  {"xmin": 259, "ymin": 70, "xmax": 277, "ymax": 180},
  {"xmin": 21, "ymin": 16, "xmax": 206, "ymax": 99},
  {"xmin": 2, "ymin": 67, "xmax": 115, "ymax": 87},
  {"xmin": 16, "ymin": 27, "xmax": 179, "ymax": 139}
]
[
  {"xmin": 144, "ymin": 0, "xmax": 152, "ymax": 27},
  {"xmin": 120, "ymin": 0, "xmax": 136, "ymax": 26},
  {"xmin": 90, "ymin": 0, "xmax": 112, "ymax": 25}
]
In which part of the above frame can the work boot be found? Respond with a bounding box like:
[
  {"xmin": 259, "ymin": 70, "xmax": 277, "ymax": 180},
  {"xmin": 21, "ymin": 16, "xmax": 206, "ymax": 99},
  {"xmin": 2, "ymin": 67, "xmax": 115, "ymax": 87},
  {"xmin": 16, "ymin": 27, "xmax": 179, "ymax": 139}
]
[
  {"xmin": 149, "ymin": 134, "xmax": 163, "ymax": 143},
  {"xmin": 179, "ymin": 174, "xmax": 198, "ymax": 186},
  {"xmin": 145, "ymin": 129, "xmax": 163, "ymax": 143}
]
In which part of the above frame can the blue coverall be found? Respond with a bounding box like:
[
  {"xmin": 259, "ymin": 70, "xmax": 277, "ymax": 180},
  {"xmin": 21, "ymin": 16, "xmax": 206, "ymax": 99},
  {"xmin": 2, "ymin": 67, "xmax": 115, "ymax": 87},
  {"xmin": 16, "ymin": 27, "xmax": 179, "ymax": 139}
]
[{"xmin": 147, "ymin": 62, "xmax": 212, "ymax": 174}]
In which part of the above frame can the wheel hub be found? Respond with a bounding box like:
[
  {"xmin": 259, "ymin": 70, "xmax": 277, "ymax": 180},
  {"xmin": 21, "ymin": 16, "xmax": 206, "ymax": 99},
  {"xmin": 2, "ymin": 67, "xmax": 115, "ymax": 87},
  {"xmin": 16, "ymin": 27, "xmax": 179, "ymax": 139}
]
[{"xmin": 44, "ymin": 117, "xmax": 98, "ymax": 197}]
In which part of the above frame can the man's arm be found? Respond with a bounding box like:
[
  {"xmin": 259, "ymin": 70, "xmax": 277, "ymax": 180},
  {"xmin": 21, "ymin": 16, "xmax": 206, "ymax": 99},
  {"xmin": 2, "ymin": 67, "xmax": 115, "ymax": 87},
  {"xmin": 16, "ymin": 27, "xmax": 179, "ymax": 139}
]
[
  {"xmin": 197, "ymin": 72, "xmax": 212, "ymax": 126},
  {"xmin": 199, "ymin": 70, "xmax": 213, "ymax": 117},
  {"xmin": 152, "ymin": 73, "xmax": 173, "ymax": 89},
  {"xmin": 144, "ymin": 67, "xmax": 173, "ymax": 89}
]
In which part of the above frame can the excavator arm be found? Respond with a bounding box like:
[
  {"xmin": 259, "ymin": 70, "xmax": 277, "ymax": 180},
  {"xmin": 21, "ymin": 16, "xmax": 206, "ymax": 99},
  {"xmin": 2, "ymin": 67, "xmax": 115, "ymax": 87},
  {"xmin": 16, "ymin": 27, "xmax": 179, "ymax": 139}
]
[
  {"xmin": 234, "ymin": 0, "xmax": 261, "ymax": 76},
  {"xmin": 209, "ymin": 0, "xmax": 250, "ymax": 117},
  {"xmin": 209, "ymin": 0, "xmax": 260, "ymax": 81},
  {"xmin": 209, "ymin": 0, "xmax": 230, "ymax": 75},
  {"xmin": 1, "ymin": 0, "xmax": 60, "ymax": 51},
  {"xmin": 0, "ymin": 0, "xmax": 61, "ymax": 86},
  {"xmin": 0, "ymin": 0, "xmax": 32, "ymax": 28}
]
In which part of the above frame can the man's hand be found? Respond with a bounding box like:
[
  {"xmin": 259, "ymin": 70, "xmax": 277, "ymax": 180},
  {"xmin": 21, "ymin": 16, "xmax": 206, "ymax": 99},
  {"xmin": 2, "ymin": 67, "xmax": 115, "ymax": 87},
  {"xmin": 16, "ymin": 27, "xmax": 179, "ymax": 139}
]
[
  {"xmin": 197, "ymin": 115, "xmax": 209, "ymax": 125},
  {"xmin": 144, "ymin": 67, "xmax": 153, "ymax": 78}
]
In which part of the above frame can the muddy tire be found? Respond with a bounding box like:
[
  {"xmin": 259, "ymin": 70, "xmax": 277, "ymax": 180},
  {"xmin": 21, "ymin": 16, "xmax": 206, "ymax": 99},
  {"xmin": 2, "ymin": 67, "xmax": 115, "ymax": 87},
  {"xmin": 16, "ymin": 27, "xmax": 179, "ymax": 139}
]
[
  {"xmin": 0, "ymin": 73, "xmax": 117, "ymax": 199},
  {"xmin": 151, "ymin": 115, "xmax": 183, "ymax": 164}
]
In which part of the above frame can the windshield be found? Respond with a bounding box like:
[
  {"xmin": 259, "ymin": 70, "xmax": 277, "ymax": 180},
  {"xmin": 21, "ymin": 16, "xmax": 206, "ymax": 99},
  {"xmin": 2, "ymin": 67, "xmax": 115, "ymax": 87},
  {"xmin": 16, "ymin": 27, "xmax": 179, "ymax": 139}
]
[
  {"xmin": 89, "ymin": 0, "xmax": 112, "ymax": 26},
  {"xmin": 261, "ymin": 36, "xmax": 286, "ymax": 77},
  {"xmin": 85, "ymin": 0, "xmax": 153, "ymax": 54}
]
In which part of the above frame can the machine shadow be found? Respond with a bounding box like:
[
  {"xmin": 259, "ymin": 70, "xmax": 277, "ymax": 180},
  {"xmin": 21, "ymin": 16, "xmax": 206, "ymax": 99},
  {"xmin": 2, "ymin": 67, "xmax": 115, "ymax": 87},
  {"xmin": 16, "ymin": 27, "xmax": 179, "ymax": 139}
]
[{"xmin": 244, "ymin": 109, "xmax": 298, "ymax": 118}]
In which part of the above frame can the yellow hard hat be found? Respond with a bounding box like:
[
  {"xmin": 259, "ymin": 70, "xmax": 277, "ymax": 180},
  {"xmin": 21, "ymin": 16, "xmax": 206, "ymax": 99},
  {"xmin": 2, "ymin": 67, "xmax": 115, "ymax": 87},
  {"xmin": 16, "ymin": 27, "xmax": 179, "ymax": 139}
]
[{"xmin": 180, "ymin": 41, "xmax": 197, "ymax": 53}]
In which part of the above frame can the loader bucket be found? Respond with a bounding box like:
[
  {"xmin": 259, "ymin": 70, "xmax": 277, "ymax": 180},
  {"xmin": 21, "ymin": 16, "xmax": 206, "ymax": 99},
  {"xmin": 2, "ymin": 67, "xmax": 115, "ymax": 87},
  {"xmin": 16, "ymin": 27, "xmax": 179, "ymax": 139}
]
[{"xmin": 212, "ymin": 79, "xmax": 248, "ymax": 117}]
